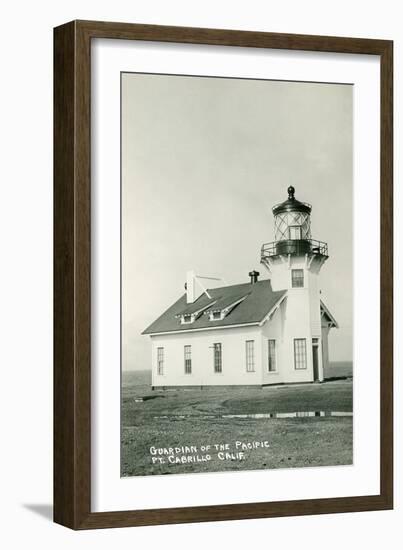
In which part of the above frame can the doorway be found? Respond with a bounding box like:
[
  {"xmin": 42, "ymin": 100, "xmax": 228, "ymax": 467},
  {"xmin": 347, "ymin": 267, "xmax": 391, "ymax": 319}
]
[
  {"xmin": 312, "ymin": 338, "xmax": 320, "ymax": 381},
  {"xmin": 289, "ymin": 225, "xmax": 302, "ymax": 240}
]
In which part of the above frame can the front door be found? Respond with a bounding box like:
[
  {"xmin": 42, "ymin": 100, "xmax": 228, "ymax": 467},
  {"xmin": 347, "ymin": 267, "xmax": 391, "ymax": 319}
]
[{"xmin": 312, "ymin": 339, "xmax": 320, "ymax": 381}]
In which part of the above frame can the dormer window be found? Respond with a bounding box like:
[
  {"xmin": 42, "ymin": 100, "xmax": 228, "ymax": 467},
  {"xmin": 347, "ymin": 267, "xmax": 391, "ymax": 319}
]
[
  {"xmin": 211, "ymin": 311, "xmax": 223, "ymax": 321},
  {"xmin": 176, "ymin": 300, "xmax": 218, "ymax": 325},
  {"xmin": 205, "ymin": 294, "xmax": 248, "ymax": 322},
  {"xmin": 180, "ymin": 312, "xmax": 197, "ymax": 324}
]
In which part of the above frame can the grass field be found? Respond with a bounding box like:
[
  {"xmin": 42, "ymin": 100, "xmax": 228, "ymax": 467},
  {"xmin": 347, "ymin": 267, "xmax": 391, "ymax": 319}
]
[{"xmin": 121, "ymin": 370, "xmax": 353, "ymax": 477}]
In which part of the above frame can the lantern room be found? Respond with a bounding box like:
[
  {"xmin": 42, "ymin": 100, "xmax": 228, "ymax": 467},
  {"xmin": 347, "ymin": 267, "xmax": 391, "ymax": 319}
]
[
  {"xmin": 273, "ymin": 186, "xmax": 311, "ymax": 241},
  {"xmin": 261, "ymin": 186, "xmax": 328, "ymax": 260}
]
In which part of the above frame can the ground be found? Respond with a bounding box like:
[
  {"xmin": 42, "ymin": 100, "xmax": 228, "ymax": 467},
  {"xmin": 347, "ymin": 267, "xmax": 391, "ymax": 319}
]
[{"xmin": 121, "ymin": 371, "xmax": 353, "ymax": 477}]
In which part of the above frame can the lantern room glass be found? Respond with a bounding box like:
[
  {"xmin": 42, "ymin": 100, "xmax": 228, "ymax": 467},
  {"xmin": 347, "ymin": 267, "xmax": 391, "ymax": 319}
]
[{"xmin": 274, "ymin": 211, "xmax": 311, "ymax": 241}]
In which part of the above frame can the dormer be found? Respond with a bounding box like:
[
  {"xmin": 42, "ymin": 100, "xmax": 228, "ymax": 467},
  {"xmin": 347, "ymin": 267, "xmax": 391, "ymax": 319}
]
[
  {"xmin": 175, "ymin": 301, "xmax": 217, "ymax": 325},
  {"xmin": 209, "ymin": 310, "xmax": 225, "ymax": 322},
  {"xmin": 181, "ymin": 313, "xmax": 195, "ymax": 325},
  {"xmin": 204, "ymin": 294, "xmax": 249, "ymax": 322}
]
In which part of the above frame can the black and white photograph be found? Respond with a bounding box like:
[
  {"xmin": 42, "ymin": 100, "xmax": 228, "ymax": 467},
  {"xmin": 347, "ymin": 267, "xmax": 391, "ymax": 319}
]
[
  {"xmin": 1, "ymin": 0, "xmax": 395, "ymax": 541},
  {"xmin": 121, "ymin": 73, "xmax": 353, "ymax": 477},
  {"xmin": 0, "ymin": 0, "xmax": 397, "ymax": 540}
]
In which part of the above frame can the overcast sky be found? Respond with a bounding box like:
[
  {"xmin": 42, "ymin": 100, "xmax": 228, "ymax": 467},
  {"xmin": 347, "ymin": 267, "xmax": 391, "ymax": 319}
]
[{"xmin": 122, "ymin": 73, "xmax": 353, "ymax": 371}]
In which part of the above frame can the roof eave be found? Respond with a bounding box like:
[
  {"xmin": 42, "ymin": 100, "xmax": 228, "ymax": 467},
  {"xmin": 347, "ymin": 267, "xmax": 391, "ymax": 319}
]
[
  {"xmin": 258, "ymin": 292, "xmax": 287, "ymax": 326},
  {"xmin": 143, "ymin": 321, "xmax": 261, "ymax": 336},
  {"xmin": 320, "ymin": 300, "xmax": 339, "ymax": 328}
]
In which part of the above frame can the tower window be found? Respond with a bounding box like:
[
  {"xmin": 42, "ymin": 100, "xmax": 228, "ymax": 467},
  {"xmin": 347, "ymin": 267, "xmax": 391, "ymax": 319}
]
[
  {"xmin": 289, "ymin": 225, "xmax": 302, "ymax": 240},
  {"xmin": 157, "ymin": 347, "xmax": 164, "ymax": 375},
  {"xmin": 291, "ymin": 269, "xmax": 304, "ymax": 288},
  {"xmin": 245, "ymin": 340, "xmax": 255, "ymax": 372},
  {"xmin": 184, "ymin": 345, "xmax": 192, "ymax": 374},
  {"xmin": 213, "ymin": 343, "xmax": 222, "ymax": 373},
  {"xmin": 268, "ymin": 339, "xmax": 277, "ymax": 372},
  {"xmin": 294, "ymin": 339, "xmax": 307, "ymax": 370}
]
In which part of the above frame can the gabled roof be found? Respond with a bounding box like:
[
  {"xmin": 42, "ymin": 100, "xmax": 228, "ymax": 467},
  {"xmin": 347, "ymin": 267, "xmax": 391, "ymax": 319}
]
[
  {"xmin": 320, "ymin": 300, "xmax": 338, "ymax": 328},
  {"xmin": 142, "ymin": 279, "xmax": 286, "ymax": 335}
]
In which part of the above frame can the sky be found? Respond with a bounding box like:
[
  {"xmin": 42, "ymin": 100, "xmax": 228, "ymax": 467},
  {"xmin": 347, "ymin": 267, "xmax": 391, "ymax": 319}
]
[{"xmin": 121, "ymin": 73, "xmax": 353, "ymax": 371}]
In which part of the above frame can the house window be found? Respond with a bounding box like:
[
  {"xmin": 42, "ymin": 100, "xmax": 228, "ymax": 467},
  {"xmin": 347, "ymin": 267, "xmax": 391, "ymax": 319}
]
[
  {"xmin": 245, "ymin": 340, "xmax": 255, "ymax": 372},
  {"xmin": 291, "ymin": 269, "xmax": 304, "ymax": 288},
  {"xmin": 157, "ymin": 347, "xmax": 164, "ymax": 375},
  {"xmin": 294, "ymin": 338, "xmax": 307, "ymax": 370},
  {"xmin": 213, "ymin": 343, "xmax": 222, "ymax": 373},
  {"xmin": 289, "ymin": 225, "xmax": 302, "ymax": 240},
  {"xmin": 268, "ymin": 339, "xmax": 276, "ymax": 372},
  {"xmin": 184, "ymin": 345, "xmax": 192, "ymax": 374}
]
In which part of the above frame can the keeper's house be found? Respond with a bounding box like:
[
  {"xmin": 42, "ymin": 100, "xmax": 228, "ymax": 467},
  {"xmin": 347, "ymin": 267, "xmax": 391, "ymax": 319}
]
[{"xmin": 143, "ymin": 187, "xmax": 338, "ymax": 388}]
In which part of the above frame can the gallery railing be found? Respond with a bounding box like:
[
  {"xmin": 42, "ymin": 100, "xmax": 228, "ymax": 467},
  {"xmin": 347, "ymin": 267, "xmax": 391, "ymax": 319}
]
[{"xmin": 261, "ymin": 239, "xmax": 328, "ymax": 259}]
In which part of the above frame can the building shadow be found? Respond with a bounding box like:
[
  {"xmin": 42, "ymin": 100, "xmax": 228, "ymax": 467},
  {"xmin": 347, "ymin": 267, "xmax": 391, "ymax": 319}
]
[{"xmin": 23, "ymin": 504, "xmax": 53, "ymax": 522}]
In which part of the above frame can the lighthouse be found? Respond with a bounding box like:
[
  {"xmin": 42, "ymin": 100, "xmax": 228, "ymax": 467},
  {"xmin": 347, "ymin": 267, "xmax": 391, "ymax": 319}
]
[
  {"xmin": 143, "ymin": 185, "xmax": 338, "ymax": 388},
  {"xmin": 261, "ymin": 186, "xmax": 332, "ymax": 382}
]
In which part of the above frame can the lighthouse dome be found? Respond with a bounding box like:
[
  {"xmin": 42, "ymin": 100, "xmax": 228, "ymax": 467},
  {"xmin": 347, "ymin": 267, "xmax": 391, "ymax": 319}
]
[{"xmin": 272, "ymin": 186, "xmax": 312, "ymax": 216}]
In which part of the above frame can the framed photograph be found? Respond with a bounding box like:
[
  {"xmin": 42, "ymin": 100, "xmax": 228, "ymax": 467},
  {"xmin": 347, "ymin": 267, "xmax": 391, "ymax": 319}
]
[{"xmin": 54, "ymin": 20, "xmax": 393, "ymax": 529}]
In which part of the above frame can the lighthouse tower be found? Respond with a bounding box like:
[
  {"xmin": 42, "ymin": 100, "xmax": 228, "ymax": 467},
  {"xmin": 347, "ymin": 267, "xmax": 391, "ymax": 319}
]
[{"xmin": 261, "ymin": 186, "xmax": 329, "ymax": 382}]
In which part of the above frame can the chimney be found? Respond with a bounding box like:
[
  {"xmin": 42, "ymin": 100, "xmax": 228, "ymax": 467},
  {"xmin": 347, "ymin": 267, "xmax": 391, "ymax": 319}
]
[
  {"xmin": 249, "ymin": 270, "xmax": 260, "ymax": 284},
  {"xmin": 186, "ymin": 270, "xmax": 196, "ymax": 303}
]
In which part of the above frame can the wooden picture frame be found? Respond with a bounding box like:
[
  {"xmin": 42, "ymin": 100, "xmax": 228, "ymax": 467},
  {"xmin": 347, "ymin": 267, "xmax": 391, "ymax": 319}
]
[{"xmin": 54, "ymin": 20, "xmax": 393, "ymax": 530}]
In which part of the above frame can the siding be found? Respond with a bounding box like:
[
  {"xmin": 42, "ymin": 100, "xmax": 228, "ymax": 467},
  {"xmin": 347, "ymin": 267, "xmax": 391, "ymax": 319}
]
[{"xmin": 151, "ymin": 325, "xmax": 263, "ymax": 387}]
